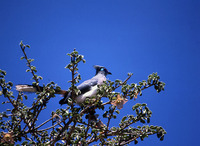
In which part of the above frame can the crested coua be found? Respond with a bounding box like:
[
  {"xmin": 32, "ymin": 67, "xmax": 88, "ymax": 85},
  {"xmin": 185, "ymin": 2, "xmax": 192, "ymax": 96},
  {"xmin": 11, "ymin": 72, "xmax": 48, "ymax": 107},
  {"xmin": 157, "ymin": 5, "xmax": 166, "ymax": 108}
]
[{"xmin": 16, "ymin": 65, "xmax": 112, "ymax": 105}]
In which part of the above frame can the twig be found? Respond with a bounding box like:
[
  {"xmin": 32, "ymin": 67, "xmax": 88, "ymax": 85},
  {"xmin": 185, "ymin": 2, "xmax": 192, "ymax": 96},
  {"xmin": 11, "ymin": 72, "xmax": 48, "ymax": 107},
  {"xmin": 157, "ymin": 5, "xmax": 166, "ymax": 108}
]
[
  {"xmin": 102, "ymin": 100, "xmax": 111, "ymax": 106},
  {"xmin": 20, "ymin": 44, "xmax": 41, "ymax": 92},
  {"xmin": 118, "ymin": 132, "xmax": 154, "ymax": 145},
  {"xmin": 66, "ymin": 121, "xmax": 77, "ymax": 144},
  {"xmin": 87, "ymin": 117, "xmax": 137, "ymax": 144},
  {"xmin": 13, "ymin": 118, "xmax": 22, "ymax": 131},
  {"xmin": 141, "ymin": 83, "xmax": 154, "ymax": 91},
  {"xmin": 88, "ymin": 134, "xmax": 95, "ymax": 143},
  {"xmin": 115, "ymin": 74, "xmax": 133, "ymax": 89},
  {"xmin": 118, "ymin": 135, "xmax": 139, "ymax": 145},
  {"xmin": 36, "ymin": 115, "xmax": 58, "ymax": 129},
  {"xmin": 31, "ymin": 93, "xmax": 54, "ymax": 130},
  {"xmin": 51, "ymin": 102, "xmax": 96, "ymax": 145},
  {"xmin": 37, "ymin": 122, "xmax": 61, "ymax": 132},
  {"xmin": 31, "ymin": 104, "xmax": 43, "ymax": 129},
  {"xmin": 51, "ymin": 117, "xmax": 73, "ymax": 145},
  {"xmin": 1, "ymin": 86, "xmax": 33, "ymax": 133},
  {"xmin": 106, "ymin": 106, "xmax": 116, "ymax": 134},
  {"xmin": 22, "ymin": 124, "xmax": 28, "ymax": 132},
  {"xmin": 84, "ymin": 124, "xmax": 90, "ymax": 139}
]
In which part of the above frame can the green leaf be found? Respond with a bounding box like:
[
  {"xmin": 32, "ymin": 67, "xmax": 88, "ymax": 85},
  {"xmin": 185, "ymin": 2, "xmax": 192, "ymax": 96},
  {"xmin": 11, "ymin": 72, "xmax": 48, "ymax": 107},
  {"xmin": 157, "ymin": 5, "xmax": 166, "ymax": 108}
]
[
  {"xmin": 115, "ymin": 110, "xmax": 120, "ymax": 114},
  {"xmin": 24, "ymin": 95, "xmax": 28, "ymax": 100},
  {"xmin": 65, "ymin": 64, "xmax": 72, "ymax": 69},
  {"xmin": 37, "ymin": 76, "xmax": 43, "ymax": 80},
  {"xmin": 30, "ymin": 65, "xmax": 36, "ymax": 71},
  {"xmin": 1, "ymin": 70, "xmax": 6, "ymax": 76},
  {"xmin": 115, "ymin": 79, "xmax": 122, "ymax": 83},
  {"xmin": 121, "ymin": 116, "xmax": 127, "ymax": 122},
  {"xmin": 128, "ymin": 72, "xmax": 133, "ymax": 76},
  {"xmin": 8, "ymin": 81, "xmax": 13, "ymax": 86},
  {"xmin": 147, "ymin": 118, "xmax": 150, "ymax": 123},
  {"xmin": 20, "ymin": 56, "xmax": 25, "ymax": 60},
  {"xmin": 110, "ymin": 127, "xmax": 117, "ymax": 132},
  {"xmin": 26, "ymin": 44, "xmax": 30, "ymax": 48},
  {"xmin": 134, "ymin": 140, "xmax": 138, "ymax": 144},
  {"xmin": 73, "ymin": 50, "xmax": 78, "ymax": 54},
  {"xmin": 22, "ymin": 141, "xmax": 28, "ymax": 145},
  {"xmin": 19, "ymin": 41, "xmax": 24, "ymax": 47},
  {"xmin": 32, "ymin": 82, "xmax": 36, "ymax": 86},
  {"xmin": 141, "ymin": 103, "xmax": 147, "ymax": 106},
  {"xmin": 132, "ymin": 103, "xmax": 141, "ymax": 110},
  {"xmin": 140, "ymin": 118, "xmax": 145, "ymax": 123},
  {"xmin": 160, "ymin": 136, "xmax": 164, "ymax": 141}
]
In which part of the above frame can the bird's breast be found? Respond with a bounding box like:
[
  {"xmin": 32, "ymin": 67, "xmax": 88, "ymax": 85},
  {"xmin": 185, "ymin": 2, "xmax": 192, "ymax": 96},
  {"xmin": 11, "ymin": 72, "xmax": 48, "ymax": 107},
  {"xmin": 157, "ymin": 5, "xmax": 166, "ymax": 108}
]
[{"xmin": 75, "ymin": 85, "xmax": 98, "ymax": 104}]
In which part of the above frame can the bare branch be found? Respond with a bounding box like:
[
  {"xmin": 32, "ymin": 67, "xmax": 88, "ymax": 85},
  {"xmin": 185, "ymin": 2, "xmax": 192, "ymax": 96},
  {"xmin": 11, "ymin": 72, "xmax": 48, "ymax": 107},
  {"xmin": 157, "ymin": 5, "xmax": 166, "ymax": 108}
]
[
  {"xmin": 37, "ymin": 122, "xmax": 61, "ymax": 132},
  {"xmin": 36, "ymin": 114, "xmax": 60, "ymax": 129}
]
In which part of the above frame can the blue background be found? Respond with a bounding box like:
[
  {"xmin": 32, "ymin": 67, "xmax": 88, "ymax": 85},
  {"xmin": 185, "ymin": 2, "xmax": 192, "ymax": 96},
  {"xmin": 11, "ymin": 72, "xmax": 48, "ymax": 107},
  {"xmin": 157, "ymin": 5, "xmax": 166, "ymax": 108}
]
[{"xmin": 0, "ymin": 0, "xmax": 200, "ymax": 145}]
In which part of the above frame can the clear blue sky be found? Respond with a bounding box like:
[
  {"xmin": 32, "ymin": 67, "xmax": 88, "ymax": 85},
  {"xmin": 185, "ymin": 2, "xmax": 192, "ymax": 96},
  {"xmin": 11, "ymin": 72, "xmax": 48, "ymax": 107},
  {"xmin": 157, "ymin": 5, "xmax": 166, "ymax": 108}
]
[{"xmin": 0, "ymin": 0, "xmax": 200, "ymax": 145}]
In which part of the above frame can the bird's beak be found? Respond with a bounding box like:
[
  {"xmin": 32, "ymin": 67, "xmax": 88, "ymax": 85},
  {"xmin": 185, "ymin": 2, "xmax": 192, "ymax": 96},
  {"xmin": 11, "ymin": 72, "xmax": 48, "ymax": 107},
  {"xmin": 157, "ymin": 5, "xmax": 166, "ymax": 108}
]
[{"xmin": 108, "ymin": 71, "xmax": 112, "ymax": 75}]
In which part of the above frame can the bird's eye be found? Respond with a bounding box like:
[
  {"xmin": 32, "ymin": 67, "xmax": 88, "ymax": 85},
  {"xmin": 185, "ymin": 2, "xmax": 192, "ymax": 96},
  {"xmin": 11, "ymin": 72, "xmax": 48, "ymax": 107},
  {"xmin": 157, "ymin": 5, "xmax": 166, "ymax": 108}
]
[{"xmin": 100, "ymin": 68, "xmax": 104, "ymax": 71}]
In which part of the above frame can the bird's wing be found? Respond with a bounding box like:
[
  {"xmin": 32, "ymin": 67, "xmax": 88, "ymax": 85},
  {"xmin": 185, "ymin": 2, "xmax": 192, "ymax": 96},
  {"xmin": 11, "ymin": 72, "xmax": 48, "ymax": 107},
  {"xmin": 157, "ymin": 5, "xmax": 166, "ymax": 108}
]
[
  {"xmin": 77, "ymin": 78, "xmax": 98, "ymax": 95},
  {"xmin": 59, "ymin": 76, "xmax": 99, "ymax": 105}
]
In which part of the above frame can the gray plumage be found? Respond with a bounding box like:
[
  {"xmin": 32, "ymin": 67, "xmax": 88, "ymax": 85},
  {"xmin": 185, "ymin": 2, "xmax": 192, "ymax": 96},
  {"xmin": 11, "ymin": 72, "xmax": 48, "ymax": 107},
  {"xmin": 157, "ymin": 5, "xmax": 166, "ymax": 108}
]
[
  {"xmin": 59, "ymin": 65, "xmax": 111, "ymax": 105},
  {"xmin": 15, "ymin": 65, "xmax": 111, "ymax": 105}
]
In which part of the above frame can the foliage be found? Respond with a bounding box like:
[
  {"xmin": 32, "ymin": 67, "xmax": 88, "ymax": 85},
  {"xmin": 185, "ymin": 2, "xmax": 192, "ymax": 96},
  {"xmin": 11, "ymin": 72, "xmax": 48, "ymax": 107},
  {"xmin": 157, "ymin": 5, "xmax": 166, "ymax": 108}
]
[{"xmin": 0, "ymin": 41, "xmax": 166, "ymax": 145}]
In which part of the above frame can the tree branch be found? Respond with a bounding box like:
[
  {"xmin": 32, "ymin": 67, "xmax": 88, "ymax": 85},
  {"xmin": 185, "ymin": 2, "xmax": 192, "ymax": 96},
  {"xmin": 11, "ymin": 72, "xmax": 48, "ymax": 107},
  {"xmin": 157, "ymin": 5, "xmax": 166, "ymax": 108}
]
[
  {"xmin": 66, "ymin": 121, "xmax": 77, "ymax": 144},
  {"xmin": 141, "ymin": 83, "xmax": 154, "ymax": 91},
  {"xmin": 36, "ymin": 114, "xmax": 60, "ymax": 130},
  {"xmin": 114, "ymin": 73, "xmax": 133, "ymax": 89},
  {"xmin": 37, "ymin": 122, "xmax": 61, "ymax": 132},
  {"xmin": 20, "ymin": 43, "xmax": 41, "ymax": 92}
]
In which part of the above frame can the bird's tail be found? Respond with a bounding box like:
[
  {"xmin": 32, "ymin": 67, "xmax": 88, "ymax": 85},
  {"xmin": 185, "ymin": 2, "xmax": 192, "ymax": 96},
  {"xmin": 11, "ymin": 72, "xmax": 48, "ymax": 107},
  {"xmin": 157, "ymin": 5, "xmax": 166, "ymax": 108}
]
[{"xmin": 15, "ymin": 85, "xmax": 68, "ymax": 96}]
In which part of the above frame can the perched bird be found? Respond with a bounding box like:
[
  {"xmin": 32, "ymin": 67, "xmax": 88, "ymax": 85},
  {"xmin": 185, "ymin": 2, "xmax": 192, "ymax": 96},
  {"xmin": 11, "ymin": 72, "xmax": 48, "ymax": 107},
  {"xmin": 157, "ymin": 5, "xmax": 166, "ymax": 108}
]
[
  {"xmin": 16, "ymin": 65, "xmax": 111, "ymax": 105},
  {"xmin": 59, "ymin": 65, "xmax": 111, "ymax": 105}
]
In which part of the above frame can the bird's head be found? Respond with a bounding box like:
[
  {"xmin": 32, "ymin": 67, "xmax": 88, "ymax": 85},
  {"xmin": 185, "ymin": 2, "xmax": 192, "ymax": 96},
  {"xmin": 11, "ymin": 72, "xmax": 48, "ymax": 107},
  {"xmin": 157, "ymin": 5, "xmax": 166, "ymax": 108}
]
[{"xmin": 93, "ymin": 65, "xmax": 112, "ymax": 76}]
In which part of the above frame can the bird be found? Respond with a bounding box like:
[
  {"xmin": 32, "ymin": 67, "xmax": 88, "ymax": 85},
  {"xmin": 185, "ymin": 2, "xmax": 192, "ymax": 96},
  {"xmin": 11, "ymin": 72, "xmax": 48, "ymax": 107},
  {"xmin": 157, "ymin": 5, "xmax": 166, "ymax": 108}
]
[
  {"xmin": 16, "ymin": 65, "xmax": 112, "ymax": 105},
  {"xmin": 59, "ymin": 65, "xmax": 111, "ymax": 105}
]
